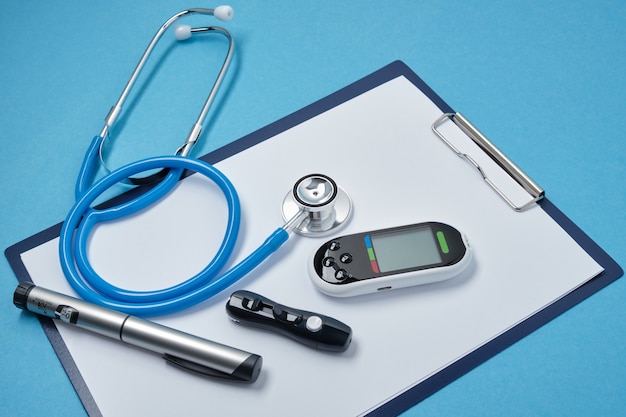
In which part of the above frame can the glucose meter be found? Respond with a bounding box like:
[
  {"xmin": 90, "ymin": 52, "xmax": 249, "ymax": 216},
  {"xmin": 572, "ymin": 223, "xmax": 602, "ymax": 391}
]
[{"xmin": 309, "ymin": 222, "xmax": 471, "ymax": 297}]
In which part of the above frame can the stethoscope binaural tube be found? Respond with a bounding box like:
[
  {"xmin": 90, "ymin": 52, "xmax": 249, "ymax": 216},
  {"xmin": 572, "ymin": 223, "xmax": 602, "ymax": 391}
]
[
  {"xmin": 77, "ymin": 7, "xmax": 234, "ymax": 196},
  {"xmin": 73, "ymin": 7, "xmax": 236, "ymax": 251}
]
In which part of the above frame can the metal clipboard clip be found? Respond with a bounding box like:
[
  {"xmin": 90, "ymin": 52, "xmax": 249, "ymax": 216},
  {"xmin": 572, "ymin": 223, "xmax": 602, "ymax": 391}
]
[{"xmin": 432, "ymin": 113, "xmax": 544, "ymax": 212}]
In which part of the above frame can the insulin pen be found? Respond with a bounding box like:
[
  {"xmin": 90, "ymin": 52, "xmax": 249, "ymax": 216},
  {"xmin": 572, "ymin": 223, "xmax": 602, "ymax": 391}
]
[{"xmin": 13, "ymin": 283, "xmax": 262, "ymax": 382}]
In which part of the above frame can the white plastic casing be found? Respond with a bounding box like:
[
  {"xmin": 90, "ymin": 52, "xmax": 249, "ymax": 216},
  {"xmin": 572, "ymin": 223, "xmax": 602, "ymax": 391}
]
[{"xmin": 308, "ymin": 233, "xmax": 472, "ymax": 297}]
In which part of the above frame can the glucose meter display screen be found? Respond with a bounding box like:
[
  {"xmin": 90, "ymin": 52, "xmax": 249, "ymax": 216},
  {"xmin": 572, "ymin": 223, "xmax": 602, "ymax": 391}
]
[{"xmin": 370, "ymin": 226, "xmax": 442, "ymax": 273}]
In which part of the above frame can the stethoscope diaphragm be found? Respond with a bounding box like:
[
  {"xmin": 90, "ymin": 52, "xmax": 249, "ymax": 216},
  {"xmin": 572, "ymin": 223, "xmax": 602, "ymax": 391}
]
[{"xmin": 281, "ymin": 173, "xmax": 352, "ymax": 237}]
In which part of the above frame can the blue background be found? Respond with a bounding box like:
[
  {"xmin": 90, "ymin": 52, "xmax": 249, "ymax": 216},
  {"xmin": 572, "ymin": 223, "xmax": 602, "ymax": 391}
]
[{"xmin": 1, "ymin": 1, "xmax": 624, "ymax": 415}]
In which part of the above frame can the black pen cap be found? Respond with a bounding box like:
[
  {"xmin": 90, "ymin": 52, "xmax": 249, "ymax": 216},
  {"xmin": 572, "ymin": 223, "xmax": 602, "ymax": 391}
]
[
  {"xmin": 231, "ymin": 354, "xmax": 263, "ymax": 383},
  {"xmin": 164, "ymin": 353, "xmax": 263, "ymax": 383}
]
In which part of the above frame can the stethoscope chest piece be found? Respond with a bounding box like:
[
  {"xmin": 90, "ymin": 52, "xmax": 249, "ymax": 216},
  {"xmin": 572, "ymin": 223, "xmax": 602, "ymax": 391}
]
[{"xmin": 281, "ymin": 174, "xmax": 352, "ymax": 237}]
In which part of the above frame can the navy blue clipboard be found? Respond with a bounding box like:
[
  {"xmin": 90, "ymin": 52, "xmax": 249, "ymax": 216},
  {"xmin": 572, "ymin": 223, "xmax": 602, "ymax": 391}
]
[{"xmin": 5, "ymin": 61, "xmax": 623, "ymax": 416}]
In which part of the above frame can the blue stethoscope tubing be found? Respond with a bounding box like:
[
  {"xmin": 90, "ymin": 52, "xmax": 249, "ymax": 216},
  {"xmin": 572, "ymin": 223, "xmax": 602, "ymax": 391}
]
[
  {"xmin": 60, "ymin": 147, "xmax": 290, "ymax": 316},
  {"xmin": 56, "ymin": 6, "xmax": 294, "ymax": 316}
]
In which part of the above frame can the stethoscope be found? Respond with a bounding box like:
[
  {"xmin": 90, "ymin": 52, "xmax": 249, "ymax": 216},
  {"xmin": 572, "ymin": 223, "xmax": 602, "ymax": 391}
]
[{"xmin": 58, "ymin": 6, "xmax": 352, "ymax": 317}]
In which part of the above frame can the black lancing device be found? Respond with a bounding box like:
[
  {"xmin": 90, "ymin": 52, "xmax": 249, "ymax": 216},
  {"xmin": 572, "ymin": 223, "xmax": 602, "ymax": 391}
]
[{"xmin": 226, "ymin": 290, "xmax": 352, "ymax": 352}]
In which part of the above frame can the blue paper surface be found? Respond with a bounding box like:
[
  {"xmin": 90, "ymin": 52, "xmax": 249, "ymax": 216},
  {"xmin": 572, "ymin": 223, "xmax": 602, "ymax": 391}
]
[{"xmin": 1, "ymin": 1, "xmax": 625, "ymax": 416}]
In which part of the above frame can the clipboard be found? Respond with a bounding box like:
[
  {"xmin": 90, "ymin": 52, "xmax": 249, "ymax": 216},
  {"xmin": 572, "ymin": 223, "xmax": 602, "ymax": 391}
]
[{"xmin": 5, "ymin": 61, "xmax": 622, "ymax": 416}]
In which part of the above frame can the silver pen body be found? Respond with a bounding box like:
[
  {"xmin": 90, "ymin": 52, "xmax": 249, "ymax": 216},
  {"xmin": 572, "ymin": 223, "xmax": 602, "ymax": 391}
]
[{"xmin": 14, "ymin": 283, "xmax": 262, "ymax": 382}]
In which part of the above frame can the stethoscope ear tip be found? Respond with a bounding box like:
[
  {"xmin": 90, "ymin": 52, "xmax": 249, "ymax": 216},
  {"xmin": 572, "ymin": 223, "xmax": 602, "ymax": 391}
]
[
  {"xmin": 174, "ymin": 25, "xmax": 192, "ymax": 41},
  {"xmin": 173, "ymin": 6, "xmax": 233, "ymax": 41},
  {"xmin": 215, "ymin": 5, "xmax": 234, "ymax": 22}
]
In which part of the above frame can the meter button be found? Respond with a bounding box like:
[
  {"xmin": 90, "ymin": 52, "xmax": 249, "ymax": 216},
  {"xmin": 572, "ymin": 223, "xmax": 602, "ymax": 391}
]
[
  {"xmin": 339, "ymin": 253, "xmax": 352, "ymax": 264},
  {"xmin": 322, "ymin": 257, "xmax": 335, "ymax": 267},
  {"xmin": 335, "ymin": 269, "xmax": 348, "ymax": 281},
  {"xmin": 328, "ymin": 241, "xmax": 341, "ymax": 251},
  {"xmin": 306, "ymin": 316, "xmax": 323, "ymax": 332}
]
